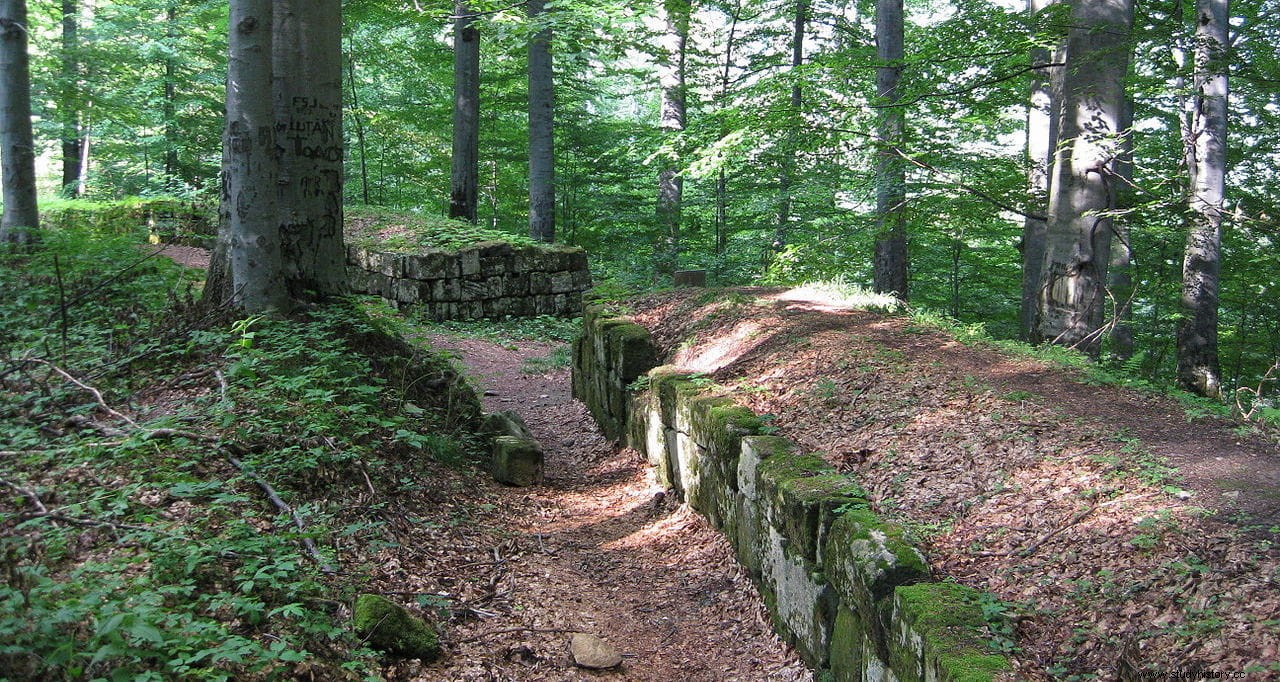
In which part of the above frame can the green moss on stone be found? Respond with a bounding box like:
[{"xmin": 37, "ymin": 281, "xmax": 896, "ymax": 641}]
[
  {"xmin": 353, "ymin": 594, "xmax": 441, "ymax": 661},
  {"xmin": 829, "ymin": 604, "xmax": 867, "ymax": 682},
  {"xmin": 825, "ymin": 509, "xmax": 928, "ymax": 622},
  {"xmin": 891, "ymin": 583, "xmax": 1012, "ymax": 682}
]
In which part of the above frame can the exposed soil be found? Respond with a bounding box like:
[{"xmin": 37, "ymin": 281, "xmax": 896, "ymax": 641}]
[{"xmin": 629, "ymin": 287, "xmax": 1280, "ymax": 681}]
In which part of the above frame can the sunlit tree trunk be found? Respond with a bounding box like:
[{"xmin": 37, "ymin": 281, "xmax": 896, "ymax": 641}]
[
  {"xmin": 528, "ymin": 0, "xmax": 555, "ymax": 242},
  {"xmin": 1177, "ymin": 0, "xmax": 1228, "ymax": 397},
  {"xmin": 225, "ymin": 0, "xmax": 286, "ymax": 313},
  {"xmin": 872, "ymin": 0, "xmax": 907, "ymax": 299},
  {"xmin": 1019, "ymin": 0, "xmax": 1059, "ymax": 340},
  {"xmin": 656, "ymin": 0, "xmax": 689, "ymax": 275},
  {"xmin": 714, "ymin": 0, "xmax": 742, "ymax": 262},
  {"xmin": 0, "ymin": 0, "xmax": 38, "ymax": 244},
  {"xmin": 450, "ymin": 2, "xmax": 479, "ymax": 223},
  {"xmin": 1033, "ymin": 0, "xmax": 1133, "ymax": 354},
  {"xmin": 273, "ymin": 0, "xmax": 346, "ymax": 298}
]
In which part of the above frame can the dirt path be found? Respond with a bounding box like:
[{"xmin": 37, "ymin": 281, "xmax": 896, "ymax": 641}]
[{"xmin": 413, "ymin": 334, "xmax": 807, "ymax": 681}]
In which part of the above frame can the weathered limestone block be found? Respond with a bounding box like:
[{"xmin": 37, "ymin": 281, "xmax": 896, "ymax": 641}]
[
  {"xmin": 403, "ymin": 250, "xmax": 459, "ymax": 280},
  {"xmin": 736, "ymin": 436, "xmax": 794, "ymax": 576},
  {"xmin": 530, "ymin": 272, "xmax": 552, "ymax": 295},
  {"xmin": 352, "ymin": 594, "xmax": 441, "ymax": 661},
  {"xmin": 461, "ymin": 279, "xmax": 488, "ymax": 300},
  {"xmin": 757, "ymin": 449, "xmax": 864, "ymax": 565},
  {"xmin": 829, "ymin": 604, "xmax": 876, "ymax": 682},
  {"xmin": 825, "ymin": 510, "xmax": 929, "ymax": 634},
  {"xmin": 432, "ymin": 278, "xmax": 461, "ymax": 301},
  {"xmin": 492, "ymin": 435, "xmax": 544, "ymax": 486},
  {"xmin": 888, "ymin": 583, "xmax": 1012, "ymax": 682},
  {"xmin": 760, "ymin": 524, "xmax": 837, "ymax": 668},
  {"xmin": 550, "ymin": 270, "xmax": 577, "ymax": 294},
  {"xmin": 393, "ymin": 278, "xmax": 419, "ymax": 304},
  {"xmin": 459, "ymin": 248, "xmax": 481, "ymax": 276},
  {"xmin": 504, "ymin": 272, "xmax": 530, "ymax": 296},
  {"xmin": 481, "ymin": 410, "xmax": 531, "ymax": 439}
]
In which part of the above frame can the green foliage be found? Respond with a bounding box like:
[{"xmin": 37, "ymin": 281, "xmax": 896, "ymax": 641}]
[
  {"xmin": 419, "ymin": 314, "xmax": 582, "ymax": 346},
  {"xmin": 345, "ymin": 206, "xmax": 538, "ymax": 253}
]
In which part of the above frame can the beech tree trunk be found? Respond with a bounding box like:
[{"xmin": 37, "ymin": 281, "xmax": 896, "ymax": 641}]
[
  {"xmin": 60, "ymin": 0, "xmax": 84, "ymax": 197},
  {"xmin": 1108, "ymin": 97, "xmax": 1135, "ymax": 360},
  {"xmin": 527, "ymin": 0, "xmax": 555, "ymax": 242},
  {"xmin": 273, "ymin": 0, "xmax": 346, "ymax": 299},
  {"xmin": 714, "ymin": 0, "xmax": 742, "ymax": 261},
  {"xmin": 451, "ymin": 3, "xmax": 480, "ymax": 223},
  {"xmin": 774, "ymin": 0, "xmax": 807, "ymax": 252},
  {"xmin": 1019, "ymin": 0, "xmax": 1058, "ymax": 340},
  {"xmin": 656, "ymin": 0, "xmax": 689, "ymax": 275},
  {"xmin": 0, "ymin": 0, "xmax": 38, "ymax": 244},
  {"xmin": 1177, "ymin": 0, "xmax": 1228, "ymax": 397},
  {"xmin": 872, "ymin": 0, "xmax": 907, "ymax": 299},
  {"xmin": 225, "ymin": 0, "xmax": 286, "ymax": 313},
  {"xmin": 163, "ymin": 3, "xmax": 178, "ymax": 183},
  {"xmin": 1033, "ymin": 0, "xmax": 1133, "ymax": 354}
]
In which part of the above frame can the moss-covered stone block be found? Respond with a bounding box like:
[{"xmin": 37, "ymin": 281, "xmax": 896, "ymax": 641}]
[
  {"xmin": 606, "ymin": 322, "xmax": 657, "ymax": 383},
  {"xmin": 353, "ymin": 594, "xmax": 441, "ymax": 661},
  {"xmin": 829, "ymin": 603, "xmax": 873, "ymax": 682},
  {"xmin": 492, "ymin": 435, "xmax": 544, "ymax": 486},
  {"xmin": 826, "ymin": 509, "xmax": 929, "ymax": 636},
  {"xmin": 888, "ymin": 583, "xmax": 1013, "ymax": 682},
  {"xmin": 759, "ymin": 525, "xmax": 837, "ymax": 668},
  {"xmin": 757, "ymin": 451, "xmax": 865, "ymax": 565},
  {"xmin": 480, "ymin": 411, "xmax": 531, "ymax": 440}
]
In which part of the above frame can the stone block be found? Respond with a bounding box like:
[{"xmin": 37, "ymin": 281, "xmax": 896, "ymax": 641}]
[
  {"xmin": 392, "ymin": 278, "xmax": 419, "ymax": 303},
  {"xmin": 459, "ymin": 248, "xmax": 481, "ymax": 276},
  {"xmin": 492, "ymin": 435, "xmax": 544, "ymax": 486},
  {"xmin": 760, "ymin": 524, "xmax": 837, "ymax": 668},
  {"xmin": 829, "ymin": 604, "xmax": 873, "ymax": 682},
  {"xmin": 530, "ymin": 272, "xmax": 552, "ymax": 295},
  {"xmin": 888, "ymin": 583, "xmax": 1012, "ymax": 682},
  {"xmin": 353, "ymin": 594, "xmax": 441, "ymax": 661},
  {"xmin": 550, "ymin": 270, "xmax": 577, "ymax": 294},
  {"xmin": 481, "ymin": 411, "xmax": 532, "ymax": 439},
  {"xmin": 404, "ymin": 250, "xmax": 459, "ymax": 280},
  {"xmin": 432, "ymin": 278, "xmax": 461, "ymax": 301},
  {"xmin": 758, "ymin": 450, "xmax": 864, "ymax": 565},
  {"xmin": 825, "ymin": 509, "xmax": 929, "ymax": 633},
  {"xmin": 571, "ymin": 268, "xmax": 593, "ymax": 291},
  {"xmin": 504, "ymin": 272, "xmax": 530, "ymax": 296}
]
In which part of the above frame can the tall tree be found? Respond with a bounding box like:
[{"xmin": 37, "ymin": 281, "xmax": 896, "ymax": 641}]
[
  {"xmin": 0, "ymin": 0, "xmax": 38, "ymax": 244},
  {"xmin": 273, "ymin": 0, "xmax": 346, "ymax": 298},
  {"xmin": 872, "ymin": 0, "xmax": 907, "ymax": 298},
  {"xmin": 774, "ymin": 0, "xmax": 807, "ymax": 251},
  {"xmin": 450, "ymin": 2, "xmax": 480, "ymax": 223},
  {"xmin": 656, "ymin": 0, "xmax": 689, "ymax": 274},
  {"xmin": 528, "ymin": 0, "xmax": 555, "ymax": 242},
  {"xmin": 225, "ymin": 0, "xmax": 287, "ymax": 313},
  {"xmin": 1177, "ymin": 0, "xmax": 1229, "ymax": 396},
  {"xmin": 60, "ymin": 0, "xmax": 84, "ymax": 197},
  {"xmin": 1019, "ymin": 0, "xmax": 1059, "ymax": 339},
  {"xmin": 1033, "ymin": 0, "xmax": 1133, "ymax": 353}
]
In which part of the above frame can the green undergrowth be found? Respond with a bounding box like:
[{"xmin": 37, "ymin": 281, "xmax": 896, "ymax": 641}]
[
  {"xmin": 345, "ymin": 206, "xmax": 538, "ymax": 253},
  {"xmin": 1, "ymin": 225, "xmax": 484, "ymax": 679}
]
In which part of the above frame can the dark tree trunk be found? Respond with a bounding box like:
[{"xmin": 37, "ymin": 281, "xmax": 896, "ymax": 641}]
[
  {"xmin": 527, "ymin": 0, "xmax": 555, "ymax": 242},
  {"xmin": 774, "ymin": 0, "xmax": 807, "ymax": 252},
  {"xmin": 450, "ymin": 2, "xmax": 479, "ymax": 222},
  {"xmin": 1177, "ymin": 0, "xmax": 1228, "ymax": 397},
  {"xmin": 872, "ymin": 0, "xmax": 907, "ymax": 299},
  {"xmin": 60, "ymin": 0, "xmax": 84, "ymax": 197},
  {"xmin": 1, "ymin": 0, "xmax": 39, "ymax": 244},
  {"xmin": 163, "ymin": 3, "xmax": 178, "ymax": 183},
  {"xmin": 1019, "ymin": 0, "xmax": 1058, "ymax": 339},
  {"xmin": 345, "ymin": 43, "xmax": 370, "ymax": 204}
]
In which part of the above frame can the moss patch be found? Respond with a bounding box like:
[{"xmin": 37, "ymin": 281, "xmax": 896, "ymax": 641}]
[
  {"xmin": 891, "ymin": 583, "xmax": 1011, "ymax": 682},
  {"xmin": 353, "ymin": 594, "xmax": 441, "ymax": 661}
]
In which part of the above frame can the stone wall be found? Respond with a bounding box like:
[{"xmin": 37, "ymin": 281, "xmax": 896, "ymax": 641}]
[
  {"xmin": 347, "ymin": 241, "xmax": 591, "ymax": 320},
  {"xmin": 571, "ymin": 305, "xmax": 1014, "ymax": 682}
]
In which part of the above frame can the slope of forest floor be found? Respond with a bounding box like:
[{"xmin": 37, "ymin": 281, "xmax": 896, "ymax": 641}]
[{"xmin": 628, "ymin": 286, "xmax": 1280, "ymax": 680}]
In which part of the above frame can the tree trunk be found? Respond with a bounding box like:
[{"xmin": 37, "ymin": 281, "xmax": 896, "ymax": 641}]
[
  {"xmin": 345, "ymin": 44, "xmax": 370, "ymax": 205},
  {"xmin": 1033, "ymin": 0, "xmax": 1133, "ymax": 354},
  {"xmin": 872, "ymin": 0, "xmax": 907, "ymax": 299},
  {"xmin": 656, "ymin": 0, "xmax": 689, "ymax": 275},
  {"xmin": 1177, "ymin": 0, "xmax": 1228, "ymax": 397},
  {"xmin": 1019, "ymin": 0, "xmax": 1058, "ymax": 340},
  {"xmin": 450, "ymin": 2, "xmax": 479, "ymax": 223},
  {"xmin": 273, "ymin": 0, "xmax": 346, "ymax": 299},
  {"xmin": 1108, "ymin": 97, "xmax": 1135, "ymax": 360},
  {"xmin": 163, "ymin": 3, "xmax": 178, "ymax": 183},
  {"xmin": 527, "ymin": 0, "xmax": 555, "ymax": 242},
  {"xmin": 60, "ymin": 0, "xmax": 84, "ymax": 198},
  {"xmin": 225, "ymin": 0, "xmax": 287, "ymax": 313},
  {"xmin": 714, "ymin": 0, "xmax": 742, "ymax": 263},
  {"xmin": 0, "ymin": 0, "xmax": 39, "ymax": 244},
  {"xmin": 774, "ymin": 0, "xmax": 807, "ymax": 252}
]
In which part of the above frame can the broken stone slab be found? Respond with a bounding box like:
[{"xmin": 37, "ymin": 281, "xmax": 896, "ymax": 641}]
[
  {"xmin": 480, "ymin": 410, "xmax": 532, "ymax": 440},
  {"xmin": 492, "ymin": 435, "xmax": 544, "ymax": 486},
  {"xmin": 569, "ymin": 632, "xmax": 622, "ymax": 669}
]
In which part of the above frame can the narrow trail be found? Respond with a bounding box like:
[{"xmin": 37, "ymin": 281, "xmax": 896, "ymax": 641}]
[{"xmin": 416, "ymin": 334, "xmax": 808, "ymax": 681}]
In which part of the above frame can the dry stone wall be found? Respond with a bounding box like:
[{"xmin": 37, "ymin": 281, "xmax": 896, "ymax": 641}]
[
  {"xmin": 571, "ymin": 304, "xmax": 1014, "ymax": 682},
  {"xmin": 346, "ymin": 241, "xmax": 591, "ymax": 320}
]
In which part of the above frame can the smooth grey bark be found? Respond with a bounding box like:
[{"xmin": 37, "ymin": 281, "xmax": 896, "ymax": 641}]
[
  {"xmin": 61, "ymin": 0, "xmax": 84, "ymax": 197},
  {"xmin": 774, "ymin": 0, "xmax": 807, "ymax": 251},
  {"xmin": 450, "ymin": 3, "xmax": 479, "ymax": 223},
  {"xmin": 1177, "ymin": 0, "xmax": 1228, "ymax": 397},
  {"xmin": 225, "ymin": 0, "xmax": 286, "ymax": 313},
  {"xmin": 273, "ymin": 0, "xmax": 346, "ymax": 298},
  {"xmin": 1033, "ymin": 0, "xmax": 1133, "ymax": 354},
  {"xmin": 527, "ymin": 0, "xmax": 555, "ymax": 242},
  {"xmin": 163, "ymin": 3, "xmax": 178, "ymax": 182},
  {"xmin": 872, "ymin": 0, "xmax": 907, "ymax": 299},
  {"xmin": 714, "ymin": 0, "xmax": 742, "ymax": 259},
  {"xmin": 656, "ymin": 0, "xmax": 689, "ymax": 275},
  {"xmin": 1019, "ymin": 0, "xmax": 1059, "ymax": 340},
  {"xmin": 1108, "ymin": 97, "xmax": 1135, "ymax": 360},
  {"xmin": 0, "ymin": 0, "xmax": 38, "ymax": 244},
  {"xmin": 345, "ymin": 44, "xmax": 370, "ymax": 204}
]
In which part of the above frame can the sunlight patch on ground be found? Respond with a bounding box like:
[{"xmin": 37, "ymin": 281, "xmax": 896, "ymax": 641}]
[
  {"xmin": 672, "ymin": 320, "xmax": 763, "ymax": 373},
  {"xmin": 764, "ymin": 283, "xmax": 901, "ymax": 313}
]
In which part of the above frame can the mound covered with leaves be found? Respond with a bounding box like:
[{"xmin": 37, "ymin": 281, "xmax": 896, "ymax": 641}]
[
  {"xmin": 629, "ymin": 286, "xmax": 1279, "ymax": 681},
  {"xmin": 0, "ymin": 229, "xmax": 485, "ymax": 680}
]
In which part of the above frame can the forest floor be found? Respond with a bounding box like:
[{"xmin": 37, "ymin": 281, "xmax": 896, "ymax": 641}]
[{"xmin": 629, "ymin": 286, "xmax": 1280, "ymax": 681}]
